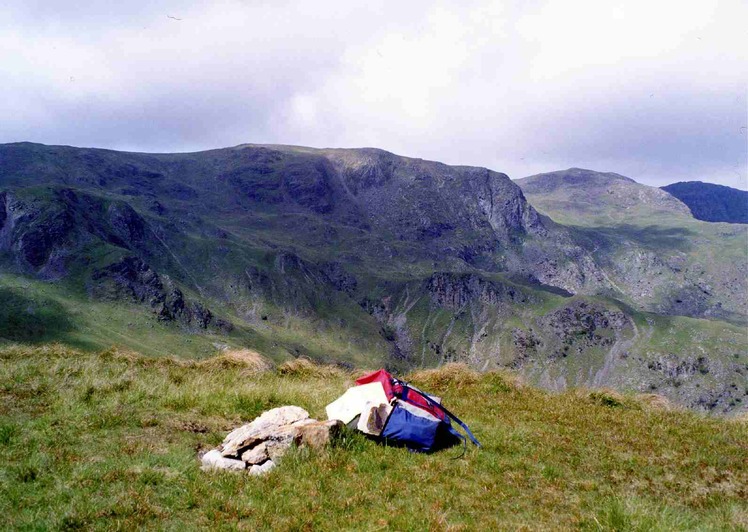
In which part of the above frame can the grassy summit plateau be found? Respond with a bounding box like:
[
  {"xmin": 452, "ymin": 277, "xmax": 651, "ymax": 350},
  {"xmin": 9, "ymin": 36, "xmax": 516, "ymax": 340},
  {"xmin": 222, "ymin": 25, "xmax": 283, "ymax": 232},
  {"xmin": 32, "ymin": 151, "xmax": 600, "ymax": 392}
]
[{"xmin": 1, "ymin": 345, "xmax": 746, "ymax": 530}]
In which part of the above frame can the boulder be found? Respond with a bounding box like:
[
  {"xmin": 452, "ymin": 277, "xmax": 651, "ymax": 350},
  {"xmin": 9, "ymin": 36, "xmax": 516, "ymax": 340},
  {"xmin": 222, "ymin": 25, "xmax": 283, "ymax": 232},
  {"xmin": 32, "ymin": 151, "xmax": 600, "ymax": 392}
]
[
  {"xmin": 200, "ymin": 449, "xmax": 246, "ymax": 471},
  {"xmin": 240, "ymin": 441, "xmax": 269, "ymax": 464},
  {"xmin": 265, "ymin": 426, "xmax": 302, "ymax": 461},
  {"xmin": 220, "ymin": 406, "xmax": 310, "ymax": 457},
  {"xmin": 249, "ymin": 460, "xmax": 276, "ymax": 476},
  {"xmin": 299, "ymin": 419, "xmax": 345, "ymax": 449}
]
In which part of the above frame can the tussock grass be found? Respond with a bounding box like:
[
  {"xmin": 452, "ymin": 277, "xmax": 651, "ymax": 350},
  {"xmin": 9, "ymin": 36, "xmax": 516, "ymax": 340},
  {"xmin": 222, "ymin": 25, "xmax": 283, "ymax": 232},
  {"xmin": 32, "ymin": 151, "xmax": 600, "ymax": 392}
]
[
  {"xmin": 276, "ymin": 357, "xmax": 346, "ymax": 378},
  {"xmin": 198, "ymin": 348, "xmax": 274, "ymax": 373},
  {"xmin": 408, "ymin": 362, "xmax": 481, "ymax": 387},
  {"xmin": 576, "ymin": 389, "xmax": 675, "ymax": 413},
  {"xmin": 1, "ymin": 345, "xmax": 746, "ymax": 530},
  {"xmin": 580, "ymin": 388, "xmax": 631, "ymax": 409},
  {"xmin": 633, "ymin": 393, "xmax": 673, "ymax": 412},
  {"xmin": 408, "ymin": 364, "xmax": 525, "ymax": 395}
]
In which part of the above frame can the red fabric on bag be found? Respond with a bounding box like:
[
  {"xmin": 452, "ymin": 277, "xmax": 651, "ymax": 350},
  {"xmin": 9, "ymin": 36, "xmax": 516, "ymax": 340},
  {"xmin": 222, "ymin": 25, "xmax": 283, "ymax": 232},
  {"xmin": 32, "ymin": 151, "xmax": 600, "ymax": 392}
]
[
  {"xmin": 354, "ymin": 369, "xmax": 395, "ymax": 400},
  {"xmin": 401, "ymin": 387, "xmax": 447, "ymax": 421}
]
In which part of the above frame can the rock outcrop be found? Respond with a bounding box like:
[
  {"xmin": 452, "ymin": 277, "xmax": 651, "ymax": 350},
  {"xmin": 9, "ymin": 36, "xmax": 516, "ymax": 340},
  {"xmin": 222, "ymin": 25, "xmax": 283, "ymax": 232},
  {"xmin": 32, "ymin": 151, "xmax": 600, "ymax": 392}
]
[
  {"xmin": 91, "ymin": 256, "xmax": 232, "ymax": 332},
  {"xmin": 427, "ymin": 272, "xmax": 532, "ymax": 310}
]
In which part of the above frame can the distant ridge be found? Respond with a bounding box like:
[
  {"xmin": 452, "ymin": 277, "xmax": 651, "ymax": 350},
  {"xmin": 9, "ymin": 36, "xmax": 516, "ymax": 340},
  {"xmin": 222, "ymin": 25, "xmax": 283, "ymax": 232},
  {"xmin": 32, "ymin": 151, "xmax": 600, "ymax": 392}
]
[
  {"xmin": 661, "ymin": 181, "xmax": 748, "ymax": 224},
  {"xmin": 516, "ymin": 168, "xmax": 635, "ymax": 194},
  {"xmin": 515, "ymin": 168, "xmax": 691, "ymax": 220}
]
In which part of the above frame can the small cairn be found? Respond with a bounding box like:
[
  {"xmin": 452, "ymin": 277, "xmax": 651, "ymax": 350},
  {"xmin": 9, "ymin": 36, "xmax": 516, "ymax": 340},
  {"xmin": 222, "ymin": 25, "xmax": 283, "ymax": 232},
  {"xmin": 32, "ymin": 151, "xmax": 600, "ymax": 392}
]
[{"xmin": 200, "ymin": 406, "xmax": 343, "ymax": 476}]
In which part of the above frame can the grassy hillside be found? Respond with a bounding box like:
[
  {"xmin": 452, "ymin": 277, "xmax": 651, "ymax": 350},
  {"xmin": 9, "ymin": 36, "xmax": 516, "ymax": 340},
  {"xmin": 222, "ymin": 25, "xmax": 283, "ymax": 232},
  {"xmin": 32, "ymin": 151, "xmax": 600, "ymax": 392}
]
[
  {"xmin": 2, "ymin": 268, "xmax": 745, "ymax": 414},
  {"xmin": 1, "ymin": 345, "xmax": 746, "ymax": 530},
  {"xmin": 0, "ymin": 272, "xmax": 389, "ymax": 367},
  {"xmin": 662, "ymin": 181, "xmax": 748, "ymax": 224}
]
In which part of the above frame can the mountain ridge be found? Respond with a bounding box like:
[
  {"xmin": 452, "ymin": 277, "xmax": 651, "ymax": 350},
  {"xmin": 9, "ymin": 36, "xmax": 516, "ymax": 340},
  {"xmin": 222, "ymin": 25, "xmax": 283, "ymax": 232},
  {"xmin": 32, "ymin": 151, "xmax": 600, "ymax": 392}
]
[
  {"xmin": 662, "ymin": 180, "xmax": 748, "ymax": 224},
  {"xmin": 1, "ymin": 142, "xmax": 746, "ymax": 413}
]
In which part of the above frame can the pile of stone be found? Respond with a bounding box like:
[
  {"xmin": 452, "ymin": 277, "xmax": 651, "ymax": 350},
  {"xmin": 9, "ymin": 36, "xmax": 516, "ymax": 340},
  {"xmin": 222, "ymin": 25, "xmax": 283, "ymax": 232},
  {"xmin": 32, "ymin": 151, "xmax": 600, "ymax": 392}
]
[{"xmin": 200, "ymin": 406, "xmax": 343, "ymax": 476}]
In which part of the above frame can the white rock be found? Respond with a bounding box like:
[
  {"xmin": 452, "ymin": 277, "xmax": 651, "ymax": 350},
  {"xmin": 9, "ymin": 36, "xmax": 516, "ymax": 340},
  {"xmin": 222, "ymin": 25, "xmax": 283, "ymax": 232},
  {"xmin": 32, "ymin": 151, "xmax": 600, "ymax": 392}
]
[
  {"xmin": 240, "ymin": 441, "xmax": 269, "ymax": 464},
  {"xmin": 249, "ymin": 460, "xmax": 276, "ymax": 476},
  {"xmin": 220, "ymin": 406, "xmax": 310, "ymax": 457},
  {"xmin": 200, "ymin": 449, "xmax": 246, "ymax": 471}
]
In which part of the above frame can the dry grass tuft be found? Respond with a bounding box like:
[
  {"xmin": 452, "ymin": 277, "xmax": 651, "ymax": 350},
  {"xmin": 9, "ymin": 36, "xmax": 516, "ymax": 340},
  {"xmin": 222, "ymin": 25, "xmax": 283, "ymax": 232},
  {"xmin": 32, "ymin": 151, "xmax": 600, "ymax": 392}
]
[
  {"xmin": 485, "ymin": 369, "xmax": 527, "ymax": 390},
  {"xmin": 579, "ymin": 388, "xmax": 631, "ymax": 408},
  {"xmin": 100, "ymin": 346, "xmax": 145, "ymax": 364},
  {"xmin": 634, "ymin": 393, "xmax": 673, "ymax": 411},
  {"xmin": 198, "ymin": 349, "xmax": 273, "ymax": 373},
  {"xmin": 99, "ymin": 346, "xmax": 190, "ymax": 369},
  {"xmin": 277, "ymin": 357, "xmax": 346, "ymax": 378},
  {"xmin": 0, "ymin": 342, "xmax": 81, "ymax": 360},
  {"xmin": 408, "ymin": 363, "xmax": 480, "ymax": 388}
]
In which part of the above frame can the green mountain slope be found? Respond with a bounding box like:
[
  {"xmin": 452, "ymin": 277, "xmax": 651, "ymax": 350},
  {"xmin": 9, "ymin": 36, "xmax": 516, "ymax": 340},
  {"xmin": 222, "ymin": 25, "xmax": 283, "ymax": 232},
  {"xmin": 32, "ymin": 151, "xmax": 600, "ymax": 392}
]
[
  {"xmin": 1, "ymin": 145, "xmax": 746, "ymax": 412},
  {"xmin": 662, "ymin": 181, "xmax": 748, "ymax": 224},
  {"xmin": 516, "ymin": 168, "xmax": 747, "ymax": 322}
]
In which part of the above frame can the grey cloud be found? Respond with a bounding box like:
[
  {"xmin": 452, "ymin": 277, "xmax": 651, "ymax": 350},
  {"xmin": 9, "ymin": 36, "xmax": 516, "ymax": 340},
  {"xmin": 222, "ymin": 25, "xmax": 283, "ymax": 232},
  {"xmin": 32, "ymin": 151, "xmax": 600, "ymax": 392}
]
[{"xmin": 1, "ymin": 0, "xmax": 746, "ymax": 189}]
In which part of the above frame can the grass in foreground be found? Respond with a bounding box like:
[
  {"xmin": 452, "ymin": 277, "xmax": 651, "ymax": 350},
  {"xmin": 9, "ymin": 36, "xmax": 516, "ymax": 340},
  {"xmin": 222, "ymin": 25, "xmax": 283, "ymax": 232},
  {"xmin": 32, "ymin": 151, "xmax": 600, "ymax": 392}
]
[{"xmin": 0, "ymin": 345, "xmax": 746, "ymax": 530}]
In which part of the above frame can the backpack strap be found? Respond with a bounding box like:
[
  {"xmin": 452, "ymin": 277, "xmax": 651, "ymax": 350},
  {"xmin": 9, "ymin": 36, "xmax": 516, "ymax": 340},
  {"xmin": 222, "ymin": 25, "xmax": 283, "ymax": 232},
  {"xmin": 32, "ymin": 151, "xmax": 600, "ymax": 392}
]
[{"xmin": 398, "ymin": 383, "xmax": 482, "ymax": 448}]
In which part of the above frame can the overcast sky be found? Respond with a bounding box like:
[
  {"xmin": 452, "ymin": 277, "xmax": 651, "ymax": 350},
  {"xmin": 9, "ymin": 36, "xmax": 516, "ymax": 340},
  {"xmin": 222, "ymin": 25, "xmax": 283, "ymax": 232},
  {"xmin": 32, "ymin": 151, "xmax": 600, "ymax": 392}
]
[{"xmin": 2, "ymin": 1, "xmax": 746, "ymax": 188}]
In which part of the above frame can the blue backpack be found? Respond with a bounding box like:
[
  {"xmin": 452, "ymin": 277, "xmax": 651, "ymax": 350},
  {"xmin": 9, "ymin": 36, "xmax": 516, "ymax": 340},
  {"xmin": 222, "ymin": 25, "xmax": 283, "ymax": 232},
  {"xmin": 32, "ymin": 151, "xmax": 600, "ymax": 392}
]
[{"xmin": 356, "ymin": 369, "xmax": 482, "ymax": 453}]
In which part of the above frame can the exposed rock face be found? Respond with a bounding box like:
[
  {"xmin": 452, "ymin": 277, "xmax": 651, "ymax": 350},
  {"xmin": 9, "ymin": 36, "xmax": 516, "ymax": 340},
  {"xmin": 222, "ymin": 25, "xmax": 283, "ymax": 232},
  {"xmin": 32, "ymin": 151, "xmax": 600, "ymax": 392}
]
[
  {"xmin": 91, "ymin": 256, "xmax": 232, "ymax": 332},
  {"xmin": 691, "ymin": 383, "xmax": 746, "ymax": 413},
  {"xmin": 647, "ymin": 354, "xmax": 710, "ymax": 378},
  {"xmin": 0, "ymin": 187, "xmax": 154, "ymax": 277},
  {"xmin": 427, "ymin": 272, "xmax": 532, "ymax": 310},
  {"xmin": 0, "ymin": 143, "xmax": 745, "ymax": 414},
  {"xmin": 541, "ymin": 300, "xmax": 631, "ymax": 359},
  {"xmin": 516, "ymin": 168, "xmax": 746, "ymax": 321},
  {"xmin": 281, "ymin": 157, "xmax": 335, "ymax": 214},
  {"xmin": 92, "ymin": 256, "xmax": 162, "ymax": 304},
  {"xmin": 15, "ymin": 193, "xmax": 76, "ymax": 271},
  {"xmin": 476, "ymin": 169, "xmax": 546, "ymax": 239},
  {"xmin": 241, "ymin": 252, "xmax": 352, "ymax": 319},
  {"xmin": 0, "ymin": 192, "xmax": 6, "ymax": 230},
  {"xmin": 320, "ymin": 262, "xmax": 358, "ymax": 295},
  {"xmin": 106, "ymin": 202, "xmax": 148, "ymax": 248},
  {"xmin": 542, "ymin": 300, "xmax": 630, "ymax": 341},
  {"xmin": 510, "ymin": 328, "xmax": 543, "ymax": 369}
]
